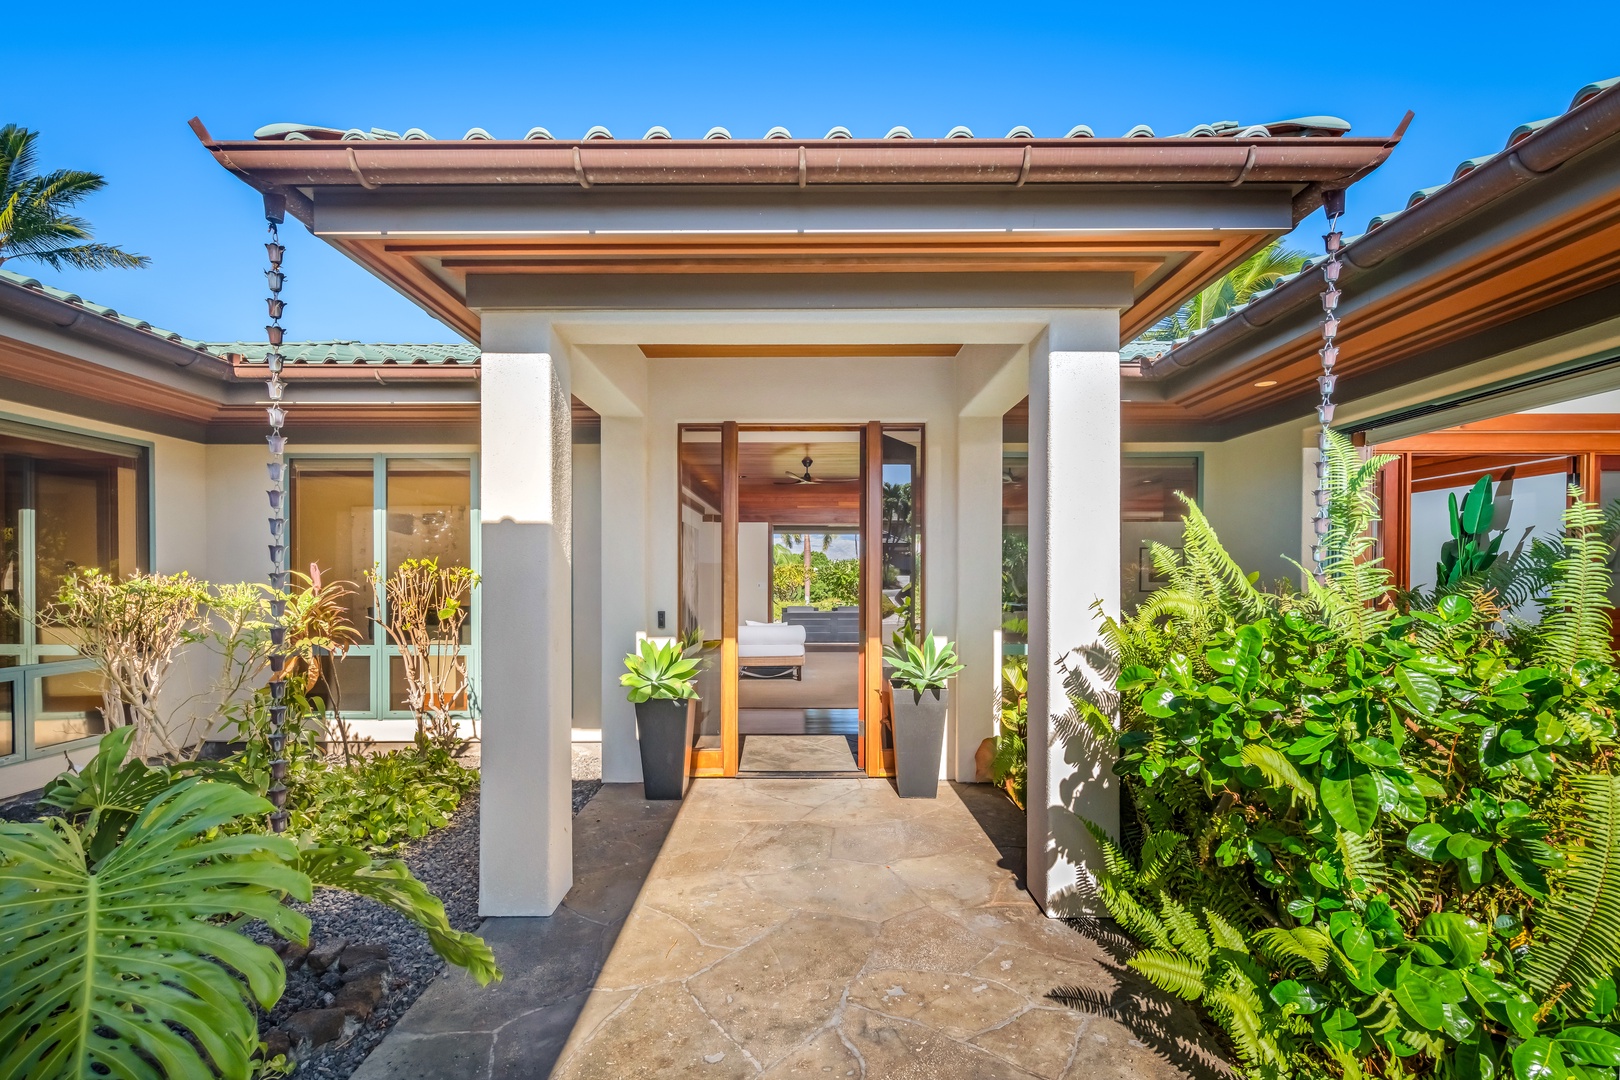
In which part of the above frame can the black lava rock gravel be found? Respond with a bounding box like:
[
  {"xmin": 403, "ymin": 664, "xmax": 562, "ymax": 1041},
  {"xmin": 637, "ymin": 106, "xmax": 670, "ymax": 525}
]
[{"xmin": 257, "ymin": 742, "xmax": 605, "ymax": 1077}]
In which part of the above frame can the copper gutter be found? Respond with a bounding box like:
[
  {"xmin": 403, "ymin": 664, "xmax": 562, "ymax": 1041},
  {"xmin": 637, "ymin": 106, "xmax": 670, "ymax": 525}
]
[
  {"xmin": 1142, "ymin": 84, "xmax": 1620, "ymax": 381},
  {"xmin": 227, "ymin": 358, "xmax": 479, "ymax": 382},
  {"xmin": 190, "ymin": 118, "xmax": 1405, "ymax": 225}
]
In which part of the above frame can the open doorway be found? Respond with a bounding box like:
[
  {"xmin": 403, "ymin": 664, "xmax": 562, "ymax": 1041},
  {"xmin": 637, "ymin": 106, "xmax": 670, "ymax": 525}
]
[
  {"xmin": 736, "ymin": 433, "xmax": 863, "ymax": 773},
  {"xmin": 676, "ymin": 423, "xmax": 922, "ymax": 778}
]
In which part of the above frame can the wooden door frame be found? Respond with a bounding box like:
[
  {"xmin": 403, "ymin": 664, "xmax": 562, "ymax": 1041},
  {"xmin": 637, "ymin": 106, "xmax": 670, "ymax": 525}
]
[
  {"xmin": 720, "ymin": 421, "xmax": 741, "ymax": 776},
  {"xmin": 685, "ymin": 421, "xmax": 897, "ymax": 778},
  {"xmin": 861, "ymin": 420, "xmax": 893, "ymax": 777}
]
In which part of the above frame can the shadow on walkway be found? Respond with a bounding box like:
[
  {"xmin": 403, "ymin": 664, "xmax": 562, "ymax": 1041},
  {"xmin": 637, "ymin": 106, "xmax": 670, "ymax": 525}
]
[
  {"xmin": 356, "ymin": 777, "xmax": 1227, "ymax": 1080},
  {"xmin": 350, "ymin": 785, "xmax": 679, "ymax": 1080}
]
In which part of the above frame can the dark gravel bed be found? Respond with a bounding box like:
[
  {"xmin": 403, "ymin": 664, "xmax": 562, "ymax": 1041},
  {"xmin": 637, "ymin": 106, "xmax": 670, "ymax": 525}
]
[
  {"xmin": 0, "ymin": 742, "xmax": 608, "ymax": 1079},
  {"xmin": 261, "ymin": 743, "xmax": 605, "ymax": 1078}
]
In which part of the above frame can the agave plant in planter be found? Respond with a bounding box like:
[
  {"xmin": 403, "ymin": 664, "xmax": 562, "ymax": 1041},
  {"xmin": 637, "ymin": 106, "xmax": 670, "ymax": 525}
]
[
  {"xmin": 884, "ymin": 633, "xmax": 964, "ymax": 798},
  {"xmin": 621, "ymin": 637, "xmax": 699, "ymax": 800}
]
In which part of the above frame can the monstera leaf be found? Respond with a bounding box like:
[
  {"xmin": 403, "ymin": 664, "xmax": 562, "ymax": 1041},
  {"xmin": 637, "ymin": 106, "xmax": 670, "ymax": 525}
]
[
  {"xmin": 298, "ymin": 845, "xmax": 499, "ymax": 986},
  {"xmin": 0, "ymin": 779, "xmax": 312, "ymax": 1079}
]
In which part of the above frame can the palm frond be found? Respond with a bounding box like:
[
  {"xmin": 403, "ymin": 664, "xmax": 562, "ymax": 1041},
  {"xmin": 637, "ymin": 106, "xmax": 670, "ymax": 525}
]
[{"xmin": 0, "ymin": 125, "xmax": 147, "ymax": 271}]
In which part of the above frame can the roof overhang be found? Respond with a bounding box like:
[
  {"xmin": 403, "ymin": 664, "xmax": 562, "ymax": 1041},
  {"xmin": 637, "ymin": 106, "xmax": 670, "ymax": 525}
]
[
  {"xmin": 1128, "ymin": 79, "xmax": 1620, "ymax": 441},
  {"xmin": 0, "ymin": 275, "xmax": 480, "ymax": 443},
  {"xmin": 194, "ymin": 120, "xmax": 1405, "ymax": 346}
]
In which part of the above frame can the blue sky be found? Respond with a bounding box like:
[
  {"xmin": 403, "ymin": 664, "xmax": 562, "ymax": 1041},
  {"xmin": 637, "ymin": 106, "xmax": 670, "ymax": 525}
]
[{"xmin": 8, "ymin": 1, "xmax": 1619, "ymax": 345}]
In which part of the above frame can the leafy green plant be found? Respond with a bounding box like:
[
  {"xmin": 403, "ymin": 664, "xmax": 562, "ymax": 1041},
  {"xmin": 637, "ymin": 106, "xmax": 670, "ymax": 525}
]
[
  {"xmin": 1437, "ymin": 474, "xmax": 1504, "ymax": 587},
  {"xmin": 884, "ymin": 632, "xmax": 964, "ymax": 702},
  {"xmin": 621, "ymin": 637, "xmax": 699, "ymax": 703},
  {"xmin": 367, "ymin": 558, "xmax": 480, "ymax": 750},
  {"xmin": 1083, "ymin": 430, "xmax": 1620, "ymax": 1080},
  {"xmin": 1, "ymin": 727, "xmax": 498, "ymax": 1079},
  {"xmin": 0, "ymin": 774, "xmax": 308, "ymax": 1079},
  {"xmin": 223, "ymin": 693, "xmax": 476, "ymax": 851},
  {"xmin": 39, "ymin": 569, "xmax": 209, "ymax": 757},
  {"xmin": 989, "ymin": 654, "xmax": 1028, "ymax": 809}
]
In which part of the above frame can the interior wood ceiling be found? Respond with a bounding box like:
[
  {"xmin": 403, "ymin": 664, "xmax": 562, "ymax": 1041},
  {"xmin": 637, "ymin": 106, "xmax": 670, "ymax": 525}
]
[{"xmin": 682, "ymin": 437, "xmax": 863, "ymax": 526}]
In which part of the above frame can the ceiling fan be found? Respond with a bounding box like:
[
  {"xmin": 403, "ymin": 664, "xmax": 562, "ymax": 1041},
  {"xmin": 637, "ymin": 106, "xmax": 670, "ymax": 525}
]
[{"xmin": 776, "ymin": 452, "xmax": 857, "ymax": 485}]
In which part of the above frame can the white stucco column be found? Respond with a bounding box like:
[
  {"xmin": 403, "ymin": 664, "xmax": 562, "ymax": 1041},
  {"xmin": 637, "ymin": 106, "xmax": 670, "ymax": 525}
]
[
  {"xmin": 955, "ymin": 414, "xmax": 1005, "ymax": 781},
  {"xmin": 1026, "ymin": 314, "xmax": 1121, "ymax": 917},
  {"xmin": 479, "ymin": 344, "xmax": 573, "ymax": 916},
  {"xmin": 599, "ymin": 415, "xmax": 648, "ymax": 783}
]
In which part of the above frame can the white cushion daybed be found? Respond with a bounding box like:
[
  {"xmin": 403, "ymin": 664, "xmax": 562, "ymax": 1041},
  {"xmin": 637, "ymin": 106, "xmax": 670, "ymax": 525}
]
[{"xmin": 739, "ymin": 621, "xmax": 807, "ymax": 678}]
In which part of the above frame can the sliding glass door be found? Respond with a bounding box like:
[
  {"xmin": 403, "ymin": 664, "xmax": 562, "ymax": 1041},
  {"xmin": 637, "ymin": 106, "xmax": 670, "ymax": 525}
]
[{"xmin": 0, "ymin": 420, "xmax": 149, "ymax": 762}]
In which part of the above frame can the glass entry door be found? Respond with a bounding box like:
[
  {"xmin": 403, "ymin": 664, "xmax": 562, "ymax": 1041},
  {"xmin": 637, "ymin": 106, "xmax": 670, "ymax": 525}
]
[{"xmin": 678, "ymin": 422, "xmax": 921, "ymax": 778}]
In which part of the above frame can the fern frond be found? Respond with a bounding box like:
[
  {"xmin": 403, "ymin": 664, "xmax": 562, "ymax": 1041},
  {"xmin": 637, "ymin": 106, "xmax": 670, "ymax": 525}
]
[
  {"xmin": 1129, "ymin": 948, "xmax": 1209, "ymax": 1000},
  {"xmin": 1240, "ymin": 744, "xmax": 1318, "ymax": 811},
  {"xmin": 1175, "ymin": 495, "xmax": 1266, "ymax": 621},
  {"xmin": 1301, "ymin": 431, "xmax": 1398, "ymax": 643},
  {"xmin": 1337, "ymin": 827, "xmax": 1388, "ymax": 896},
  {"xmin": 1524, "ymin": 772, "xmax": 1620, "ymax": 1012},
  {"xmin": 1136, "ymin": 831, "xmax": 1185, "ymax": 892},
  {"xmin": 1160, "ymin": 893, "xmax": 1212, "ymax": 963},
  {"xmin": 1253, "ymin": 926, "xmax": 1331, "ymax": 976},
  {"xmin": 1082, "ymin": 818, "xmax": 1138, "ymax": 888},
  {"xmin": 1207, "ymin": 974, "xmax": 1284, "ymax": 1070},
  {"xmin": 1535, "ymin": 487, "xmax": 1615, "ymax": 671},
  {"xmin": 1102, "ymin": 881, "xmax": 1171, "ymax": 951},
  {"xmin": 1205, "ymin": 909, "xmax": 1250, "ymax": 954}
]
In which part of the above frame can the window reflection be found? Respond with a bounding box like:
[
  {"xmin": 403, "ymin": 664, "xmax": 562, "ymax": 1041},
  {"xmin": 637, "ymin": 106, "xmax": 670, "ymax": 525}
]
[{"xmin": 289, "ymin": 459, "xmax": 374, "ymax": 632}]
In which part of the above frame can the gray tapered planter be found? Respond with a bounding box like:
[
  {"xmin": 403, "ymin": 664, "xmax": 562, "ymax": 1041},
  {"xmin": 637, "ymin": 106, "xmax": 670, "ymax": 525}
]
[
  {"xmin": 890, "ymin": 685, "xmax": 947, "ymax": 798},
  {"xmin": 635, "ymin": 697, "xmax": 694, "ymax": 800}
]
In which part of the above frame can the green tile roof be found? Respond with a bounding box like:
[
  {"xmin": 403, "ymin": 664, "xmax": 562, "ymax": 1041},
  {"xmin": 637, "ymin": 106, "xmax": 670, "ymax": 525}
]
[
  {"xmin": 214, "ymin": 341, "xmax": 480, "ymax": 366},
  {"xmin": 0, "ymin": 267, "xmax": 216, "ymax": 353}
]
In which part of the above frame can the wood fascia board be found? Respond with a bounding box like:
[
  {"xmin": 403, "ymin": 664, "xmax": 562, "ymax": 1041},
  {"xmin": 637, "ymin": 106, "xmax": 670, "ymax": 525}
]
[
  {"xmin": 359, "ymin": 227, "xmax": 1281, "ymax": 349},
  {"xmin": 1119, "ymin": 231, "xmax": 1277, "ymax": 342},
  {"xmin": 437, "ymin": 256, "xmax": 1166, "ymax": 278},
  {"xmin": 0, "ymin": 335, "xmax": 221, "ymax": 422},
  {"xmin": 340, "ymin": 239, "xmax": 480, "ymax": 341},
  {"xmin": 382, "ymin": 233, "xmax": 1233, "ymax": 257},
  {"xmin": 1373, "ymin": 413, "xmax": 1620, "ymax": 454}
]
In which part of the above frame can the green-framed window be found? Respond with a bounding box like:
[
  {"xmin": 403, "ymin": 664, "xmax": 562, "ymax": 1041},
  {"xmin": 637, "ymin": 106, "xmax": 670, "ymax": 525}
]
[
  {"xmin": 0, "ymin": 418, "xmax": 151, "ymax": 763},
  {"xmin": 287, "ymin": 454, "xmax": 479, "ymax": 722}
]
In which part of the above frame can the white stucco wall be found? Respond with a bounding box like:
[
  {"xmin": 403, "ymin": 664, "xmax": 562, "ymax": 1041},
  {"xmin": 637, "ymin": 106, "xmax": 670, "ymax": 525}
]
[
  {"xmin": 1126, "ymin": 415, "xmax": 1312, "ymax": 594},
  {"xmin": 571, "ymin": 439, "xmax": 602, "ymax": 733}
]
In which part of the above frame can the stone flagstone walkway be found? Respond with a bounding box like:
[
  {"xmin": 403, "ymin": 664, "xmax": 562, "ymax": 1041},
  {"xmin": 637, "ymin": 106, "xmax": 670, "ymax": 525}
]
[{"xmin": 355, "ymin": 778, "xmax": 1223, "ymax": 1079}]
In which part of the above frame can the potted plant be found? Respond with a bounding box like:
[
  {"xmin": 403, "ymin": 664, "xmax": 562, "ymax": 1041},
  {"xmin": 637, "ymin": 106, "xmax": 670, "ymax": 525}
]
[
  {"xmin": 621, "ymin": 637, "xmax": 699, "ymax": 800},
  {"xmin": 883, "ymin": 632, "xmax": 964, "ymax": 798}
]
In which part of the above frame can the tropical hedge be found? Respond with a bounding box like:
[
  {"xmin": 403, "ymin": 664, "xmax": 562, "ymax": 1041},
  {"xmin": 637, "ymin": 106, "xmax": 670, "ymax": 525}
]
[{"xmin": 1088, "ymin": 433, "xmax": 1620, "ymax": 1080}]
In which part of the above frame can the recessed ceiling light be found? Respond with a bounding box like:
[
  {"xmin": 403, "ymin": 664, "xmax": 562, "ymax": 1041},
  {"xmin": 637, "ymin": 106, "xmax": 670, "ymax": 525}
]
[{"xmin": 1254, "ymin": 379, "xmax": 1278, "ymax": 387}]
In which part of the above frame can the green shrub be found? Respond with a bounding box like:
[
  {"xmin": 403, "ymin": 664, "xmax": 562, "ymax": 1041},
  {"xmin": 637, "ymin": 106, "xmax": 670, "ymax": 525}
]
[
  {"xmin": 1087, "ymin": 432, "xmax": 1620, "ymax": 1080},
  {"xmin": 285, "ymin": 741, "xmax": 477, "ymax": 850},
  {"xmin": 223, "ymin": 691, "xmax": 477, "ymax": 852},
  {"xmin": 1, "ymin": 727, "xmax": 497, "ymax": 1079},
  {"xmin": 884, "ymin": 632, "xmax": 963, "ymax": 702}
]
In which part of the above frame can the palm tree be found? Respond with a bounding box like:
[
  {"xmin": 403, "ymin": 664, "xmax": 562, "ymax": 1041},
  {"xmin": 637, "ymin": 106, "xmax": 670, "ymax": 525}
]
[
  {"xmin": 0, "ymin": 124, "xmax": 148, "ymax": 271},
  {"xmin": 1144, "ymin": 240, "xmax": 1307, "ymax": 340}
]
